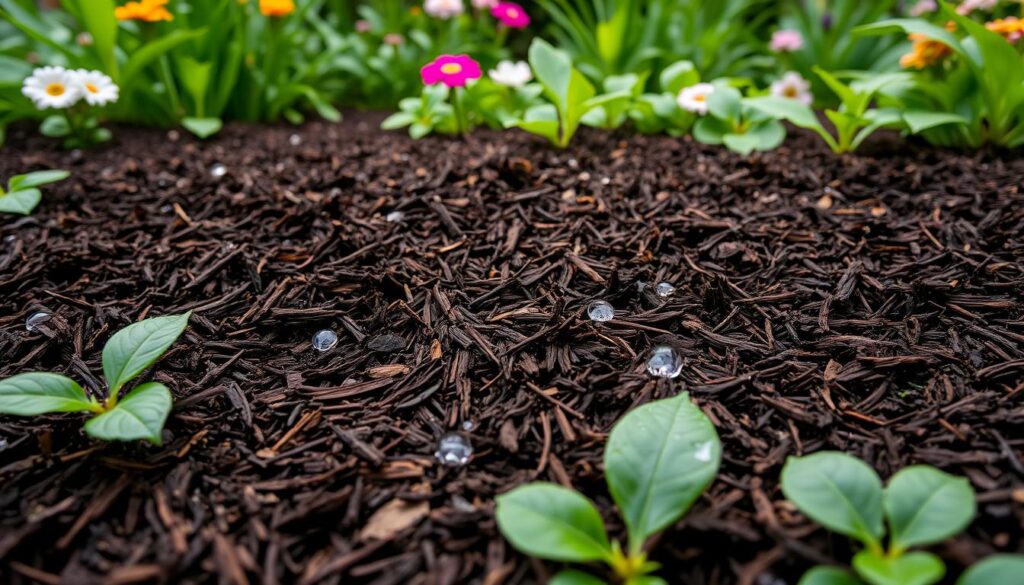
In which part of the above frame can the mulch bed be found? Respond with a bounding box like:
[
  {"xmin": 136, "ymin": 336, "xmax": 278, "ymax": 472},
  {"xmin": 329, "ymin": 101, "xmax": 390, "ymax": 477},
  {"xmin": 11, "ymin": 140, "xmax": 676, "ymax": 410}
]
[{"xmin": 1, "ymin": 114, "xmax": 1022, "ymax": 585}]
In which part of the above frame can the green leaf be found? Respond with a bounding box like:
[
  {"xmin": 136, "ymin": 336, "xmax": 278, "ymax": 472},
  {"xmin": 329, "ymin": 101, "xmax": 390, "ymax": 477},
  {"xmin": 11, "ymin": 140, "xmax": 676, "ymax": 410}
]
[
  {"xmin": 84, "ymin": 382, "xmax": 172, "ymax": 445},
  {"xmin": 901, "ymin": 111, "xmax": 967, "ymax": 135},
  {"xmin": 746, "ymin": 96, "xmax": 822, "ymax": 130},
  {"xmin": 957, "ymin": 555, "xmax": 1024, "ymax": 585},
  {"xmin": 781, "ymin": 452, "xmax": 884, "ymax": 546},
  {"xmin": 853, "ymin": 19, "xmax": 965, "ymax": 61},
  {"xmin": 852, "ymin": 551, "xmax": 944, "ymax": 585},
  {"xmin": 549, "ymin": 570, "xmax": 607, "ymax": 585},
  {"xmin": 529, "ymin": 37, "xmax": 578, "ymax": 114},
  {"xmin": 122, "ymin": 29, "xmax": 206, "ymax": 90},
  {"xmin": 660, "ymin": 60, "xmax": 699, "ymax": 95},
  {"xmin": 0, "ymin": 373, "xmax": 99, "ymax": 415},
  {"xmin": 884, "ymin": 466, "xmax": 975, "ymax": 551},
  {"xmin": 102, "ymin": 312, "xmax": 191, "ymax": 396},
  {"xmin": 604, "ymin": 393, "xmax": 721, "ymax": 553},
  {"xmin": 495, "ymin": 483, "xmax": 612, "ymax": 563},
  {"xmin": 381, "ymin": 112, "xmax": 416, "ymax": 130},
  {"xmin": 799, "ymin": 566, "xmax": 865, "ymax": 585},
  {"xmin": 182, "ymin": 117, "xmax": 223, "ymax": 140},
  {"xmin": 71, "ymin": 0, "xmax": 118, "ymax": 79},
  {"xmin": 512, "ymin": 104, "xmax": 561, "ymax": 145},
  {"xmin": 8, "ymin": 170, "xmax": 69, "ymax": 191},
  {"xmin": 706, "ymin": 85, "xmax": 742, "ymax": 122},
  {"xmin": 723, "ymin": 132, "xmax": 759, "ymax": 155},
  {"xmin": 0, "ymin": 189, "xmax": 42, "ymax": 215},
  {"xmin": 40, "ymin": 115, "xmax": 70, "ymax": 138}
]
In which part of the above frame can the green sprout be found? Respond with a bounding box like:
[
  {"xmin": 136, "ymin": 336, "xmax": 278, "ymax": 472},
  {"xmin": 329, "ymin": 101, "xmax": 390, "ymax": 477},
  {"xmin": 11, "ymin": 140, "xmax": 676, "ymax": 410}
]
[{"xmin": 0, "ymin": 170, "xmax": 70, "ymax": 215}]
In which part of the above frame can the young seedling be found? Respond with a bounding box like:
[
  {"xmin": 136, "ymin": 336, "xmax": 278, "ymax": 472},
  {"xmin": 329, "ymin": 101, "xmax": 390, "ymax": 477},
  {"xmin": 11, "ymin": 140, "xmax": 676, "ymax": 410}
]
[
  {"xmin": 381, "ymin": 84, "xmax": 457, "ymax": 139},
  {"xmin": 0, "ymin": 170, "xmax": 70, "ymax": 215},
  {"xmin": 746, "ymin": 68, "xmax": 963, "ymax": 153},
  {"xmin": 782, "ymin": 451, "xmax": 977, "ymax": 585},
  {"xmin": 496, "ymin": 393, "xmax": 722, "ymax": 584},
  {"xmin": 692, "ymin": 82, "xmax": 786, "ymax": 155},
  {"xmin": 511, "ymin": 38, "xmax": 629, "ymax": 148},
  {"xmin": 0, "ymin": 312, "xmax": 192, "ymax": 445}
]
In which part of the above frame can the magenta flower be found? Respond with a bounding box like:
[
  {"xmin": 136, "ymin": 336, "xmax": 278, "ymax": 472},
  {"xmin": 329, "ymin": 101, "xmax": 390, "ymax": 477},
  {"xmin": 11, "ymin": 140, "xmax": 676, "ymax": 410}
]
[
  {"xmin": 421, "ymin": 54, "xmax": 482, "ymax": 88},
  {"xmin": 770, "ymin": 30, "xmax": 804, "ymax": 52},
  {"xmin": 491, "ymin": 2, "xmax": 530, "ymax": 28}
]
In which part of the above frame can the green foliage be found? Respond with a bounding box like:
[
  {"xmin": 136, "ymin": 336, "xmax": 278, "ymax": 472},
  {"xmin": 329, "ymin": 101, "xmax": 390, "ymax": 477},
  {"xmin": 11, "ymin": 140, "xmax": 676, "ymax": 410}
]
[
  {"xmin": 496, "ymin": 393, "xmax": 721, "ymax": 583},
  {"xmin": 957, "ymin": 556, "xmax": 1024, "ymax": 585},
  {"xmin": 381, "ymin": 84, "xmax": 456, "ymax": 139},
  {"xmin": 783, "ymin": 452, "xmax": 976, "ymax": 585},
  {"xmin": 0, "ymin": 312, "xmax": 191, "ymax": 445},
  {"xmin": 692, "ymin": 83, "xmax": 785, "ymax": 155},
  {"xmin": 0, "ymin": 169, "xmax": 69, "ymax": 215}
]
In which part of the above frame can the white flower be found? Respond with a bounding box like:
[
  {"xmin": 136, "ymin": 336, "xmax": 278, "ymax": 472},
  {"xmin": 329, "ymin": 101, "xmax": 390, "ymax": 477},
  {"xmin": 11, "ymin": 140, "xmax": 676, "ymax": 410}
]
[
  {"xmin": 424, "ymin": 0, "xmax": 464, "ymax": 19},
  {"xmin": 72, "ymin": 69, "xmax": 119, "ymax": 107},
  {"xmin": 770, "ymin": 72, "xmax": 813, "ymax": 106},
  {"xmin": 472, "ymin": 0, "xmax": 497, "ymax": 7},
  {"xmin": 22, "ymin": 66, "xmax": 81, "ymax": 110},
  {"xmin": 489, "ymin": 60, "xmax": 532, "ymax": 88},
  {"xmin": 677, "ymin": 83, "xmax": 715, "ymax": 115}
]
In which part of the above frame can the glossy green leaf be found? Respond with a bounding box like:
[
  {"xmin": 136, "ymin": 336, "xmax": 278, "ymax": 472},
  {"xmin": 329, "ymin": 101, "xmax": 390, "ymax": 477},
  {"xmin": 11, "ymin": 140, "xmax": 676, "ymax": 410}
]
[
  {"xmin": 549, "ymin": 570, "xmax": 607, "ymax": 585},
  {"xmin": 798, "ymin": 566, "xmax": 864, "ymax": 585},
  {"xmin": 182, "ymin": 117, "xmax": 223, "ymax": 140},
  {"xmin": 604, "ymin": 393, "xmax": 721, "ymax": 553},
  {"xmin": 781, "ymin": 452, "xmax": 884, "ymax": 546},
  {"xmin": 901, "ymin": 111, "xmax": 967, "ymax": 135},
  {"xmin": 102, "ymin": 312, "xmax": 191, "ymax": 395},
  {"xmin": 0, "ymin": 373, "xmax": 99, "ymax": 415},
  {"xmin": 39, "ymin": 115, "xmax": 70, "ymax": 138},
  {"xmin": 957, "ymin": 555, "xmax": 1024, "ymax": 585},
  {"xmin": 745, "ymin": 96, "xmax": 822, "ymax": 131},
  {"xmin": 706, "ymin": 85, "xmax": 742, "ymax": 122},
  {"xmin": 84, "ymin": 382, "xmax": 172, "ymax": 445},
  {"xmin": 495, "ymin": 483, "xmax": 612, "ymax": 563},
  {"xmin": 885, "ymin": 466, "xmax": 975, "ymax": 551},
  {"xmin": 0, "ymin": 189, "xmax": 42, "ymax": 215},
  {"xmin": 852, "ymin": 551, "xmax": 944, "ymax": 585},
  {"xmin": 8, "ymin": 170, "xmax": 69, "ymax": 191},
  {"xmin": 659, "ymin": 60, "xmax": 699, "ymax": 95}
]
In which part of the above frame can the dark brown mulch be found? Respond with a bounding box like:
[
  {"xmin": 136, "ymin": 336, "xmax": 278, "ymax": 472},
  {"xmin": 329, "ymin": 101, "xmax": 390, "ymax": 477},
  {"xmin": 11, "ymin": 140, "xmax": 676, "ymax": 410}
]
[{"xmin": 0, "ymin": 114, "xmax": 1022, "ymax": 585}]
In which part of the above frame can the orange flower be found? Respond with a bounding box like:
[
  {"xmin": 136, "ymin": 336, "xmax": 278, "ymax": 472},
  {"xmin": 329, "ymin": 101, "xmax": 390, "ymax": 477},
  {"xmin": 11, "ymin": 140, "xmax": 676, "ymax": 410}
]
[
  {"xmin": 259, "ymin": 0, "xmax": 295, "ymax": 17},
  {"xmin": 900, "ymin": 33, "xmax": 952, "ymax": 69},
  {"xmin": 115, "ymin": 0, "xmax": 173, "ymax": 22},
  {"xmin": 985, "ymin": 17, "xmax": 1024, "ymax": 43}
]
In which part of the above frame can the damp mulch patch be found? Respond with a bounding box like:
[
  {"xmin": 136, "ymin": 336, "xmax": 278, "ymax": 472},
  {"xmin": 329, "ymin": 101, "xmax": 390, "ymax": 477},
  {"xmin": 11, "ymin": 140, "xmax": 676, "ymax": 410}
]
[{"xmin": 1, "ymin": 115, "xmax": 1022, "ymax": 585}]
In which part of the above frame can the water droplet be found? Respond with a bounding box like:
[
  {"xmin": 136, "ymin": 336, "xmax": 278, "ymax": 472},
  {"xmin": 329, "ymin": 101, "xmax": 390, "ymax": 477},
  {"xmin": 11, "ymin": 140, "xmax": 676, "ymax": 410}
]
[
  {"xmin": 311, "ymin": 329, "xmax": 338, "ymax": 352},
  {"xmin": 600, "ymin": 176, "xmax": 610, "ymax": 185},
  {"xmin": 26, "ymin": 312, "xmax": 52, "ymax": 332},
  {"xmin": 587, "ymin": 300, "xmax": 614, "ymax": 322},
  {"xmin": 210, "ymin": 164, "xmax": 227, "ymax": 179},
  {"xmin": 0, "ymin": 436, "xmax": 8, "ymax": 452},
  {"xmin": 461, "ymin": 420, "xmax": 475, "ymax": 431},
  {"xmin": 694, "ymin": 441, "xmax": 713, "ymax": 462},
  {"xmin": 288, "ymin": 134, "xmax": 302, "ymax": 146},
  {"xmin": 646, "ymin": 345, "xmax": 683, "ymax": 378},
  {"xmin": 435, "ymin": 433, "xmax": 472, "ymax": 467},
  {"xmin": 655, "ymin": 282, "xmax": 676, "ymax": 298},
  {"xmin": 385, "ymin": 211, "xmax": 405, "ymax": 223}
]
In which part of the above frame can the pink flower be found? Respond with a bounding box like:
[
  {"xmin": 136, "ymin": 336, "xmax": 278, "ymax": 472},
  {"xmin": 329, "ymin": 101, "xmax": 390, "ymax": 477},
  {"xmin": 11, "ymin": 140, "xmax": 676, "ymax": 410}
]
[
  {"xmin": 421, "ymin": 54, "xmax": 482, "ymax": 88},
  {"xmin": 491, "ymin": 2, "xmax": 529, "ymax": 28},
  {"xmin": 355, "ymin": 19, "xmax": 372, "ymax": 33},
  {"xmin": 770, "ymin": 30, "xmax": 804, "ymax": 52}
]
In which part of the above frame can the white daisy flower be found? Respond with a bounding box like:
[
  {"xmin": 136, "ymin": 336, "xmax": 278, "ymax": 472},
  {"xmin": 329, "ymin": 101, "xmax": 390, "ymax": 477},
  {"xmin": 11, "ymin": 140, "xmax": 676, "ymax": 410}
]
[
  {"xmin": 22, "ymin": 66, "xmax": 81, "ymax": 110},
  {"xmin": 770, "ymin": 71, "xmax": 813, "ymax": 106},
  {"xmin": 424, "ymin": 0, "xmax": 464, "ymax": 19},
  {"xmin": 72, "ymin": 69, "xmax": 119, "ymax": 107},
  {"xmin": 488, "ymin": 60, "xmax": 532, "ymax": 88},
  {"xmin": 677, "ymin": 83, "xmax": 715, "ymax": 115}
]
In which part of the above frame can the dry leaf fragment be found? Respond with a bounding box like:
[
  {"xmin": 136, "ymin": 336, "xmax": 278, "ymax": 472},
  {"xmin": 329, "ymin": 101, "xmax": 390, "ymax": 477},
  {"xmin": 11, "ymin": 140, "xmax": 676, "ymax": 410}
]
[{"xmin": 360, "ymin": 499, "xmax": 429, "ymax": 541}]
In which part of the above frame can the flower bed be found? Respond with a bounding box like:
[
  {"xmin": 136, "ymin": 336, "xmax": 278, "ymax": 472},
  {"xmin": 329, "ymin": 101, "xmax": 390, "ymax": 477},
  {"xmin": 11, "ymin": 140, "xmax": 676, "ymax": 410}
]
[{"xmin": 1, "ymin": 117, "xmax": 1022, "ymax": 583}]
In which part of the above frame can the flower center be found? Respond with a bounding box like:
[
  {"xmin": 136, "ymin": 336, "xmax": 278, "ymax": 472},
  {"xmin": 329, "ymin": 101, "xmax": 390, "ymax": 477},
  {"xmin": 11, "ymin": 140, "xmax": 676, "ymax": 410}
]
[
  {"xmin": 85, "ymin": 83, "xmax": 99, "ymax": 94},
  {"xmin": 46, "ymin": 83, "xmax": 65, "ymax": 97},
  {"xmin": 440, "ymin": 63, "xmax": 463, "ymax": 75},
  {"xmin": 784, "ymin": 86, "xmax": 797, "ymax": 97},
  {"xmin": 506, "ymin": 8, "xmax": 519, "ymax": 18},
  {"xmin": 693, "ymin": 94, "xmax": 706, "ymax": 102}
]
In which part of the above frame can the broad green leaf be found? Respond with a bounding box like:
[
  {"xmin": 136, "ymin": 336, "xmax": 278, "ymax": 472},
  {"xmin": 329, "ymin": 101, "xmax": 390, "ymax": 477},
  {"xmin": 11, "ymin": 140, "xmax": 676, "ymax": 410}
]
[
  {"xmin": 799, "ymin": 566, "xmax": 864, "ymax": 585},
  {"xmin": 660, "ymin": 60, "xmax": 699, "ymax": 94},
  {"xmin": 707, "ymin": 85, "xmax": 742, "ymax": 122},
  {"xmin": 0, "ymin": 189, "xmax": 42, "ymax": 215},
  {"xmin": 529, "ymin": 38, "xmax": 576, "ymax": 113},
  {"xmin": 8, "ymin": 170, "xmax": 69, "ymax": 191},
  {"xmin": 182, "ymin": 117, "xmax": 223, "ymax": 140},
  {"xmin": 884, "ymin": 466, "xmax": 975, "ymax": 551},
  {"xmin": 84, "ymin": 382, "xmax": 172, "ymax": 445},
  {"xmin": 495, "ymin": 483, "xmax": 612, "ymax": 563},
  {"xmin": 604, "ymin": 393, "xmax": 721, "ymax": 553},
  {"xmin": 902, "ymin": 111, "xmax": 967, "ymax": 134},
  {"xmin": 549, "ymin": 570, "xmax": 607, "ymax": 585},
  {"xmin": 746, "ymin": 96, "xmax": 822, "ymax": 131},
  {"xmin": 102, "ymin": 312, "xmax": 191, "ymax": 395},
  {"xmin": 723, "ymin": 132, "xmax": 760, "ymax": 156},
  {"xmin": 781, "ymin": 452, "xmax": 884, "ymax": 546},
  {"xmin": 122, "ymin": 29, "xmax": 206, "ymax": 90},
  {"xmin": 957, "ymin": 555, "xmax": 1024, "ymax": 585},
  {"xmin": 0, "ymin": 373, "xmax": 99, "ymax": 415},
  {"xmin": 627, "ymin": 578, "xmax": 667, "ymax": 585},
  {"xmin": 852, "ymin": 551, "xmax": 944, "ymax": 585},
  {"xmin": 40, "ymin": 115, "xmax": 70, "ymax": 138},
  {"xmin": 380, "ymin": 112, "xmax": 416, "ymax": 130},
  {"xmin": 512, "ymin": 104, "xmax": 561, "ymax": 145}
]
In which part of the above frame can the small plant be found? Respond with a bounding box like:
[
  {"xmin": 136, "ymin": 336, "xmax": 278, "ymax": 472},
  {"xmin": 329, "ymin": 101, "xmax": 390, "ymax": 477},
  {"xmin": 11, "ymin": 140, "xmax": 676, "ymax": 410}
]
[
  {"xmin": 689, "ymin": 81, "xmax": 786, "ymax": 155},
  {"xmin": 21, "ymin": 66, "xmax": 119, "ymax": 148},
  {"xmin": 496, "ymin": 393, "xmax": 721, "ymax": 584},
  {"xmin": 381, "ymin": 84, "xmax": 456, "ymax": 138},
  {"xmin": 0, "ymin": 170, "xmax": 70, "ymax": 215},
  {"xmin": 746, "ymin": 68, "xmax": 962, "ymax": 153},
  {"xmin": 782, "ymin": 451, "xmax": 976, "ymax": 585},
  {"xmin": 0, "ymin": 312, "xmax": 191, "ymax": 445}
]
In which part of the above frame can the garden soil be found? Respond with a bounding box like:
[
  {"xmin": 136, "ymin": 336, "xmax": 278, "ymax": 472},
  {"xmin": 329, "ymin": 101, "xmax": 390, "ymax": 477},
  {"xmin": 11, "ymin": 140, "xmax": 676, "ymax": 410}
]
[{"xmin": 1, "ymin": 114, "xmax": 1022, "ymax": 585}]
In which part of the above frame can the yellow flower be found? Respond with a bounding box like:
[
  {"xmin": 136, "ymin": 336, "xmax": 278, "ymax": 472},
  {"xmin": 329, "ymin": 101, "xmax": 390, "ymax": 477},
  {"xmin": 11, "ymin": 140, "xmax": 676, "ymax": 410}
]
[
  {"xmin": 259, "ymin": 0, "xmax": 295, "ymax": 17},
  {"xmin": 115, "ymin": 0, "xmax": 173, "ymax": 22},
  {"xmin": 985, "ymin": 17, "xmax": 1024, "ymax": 43},
  {"xmin": 900, "ymin": 33, "xmax": 952, "ymax": 69}
]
